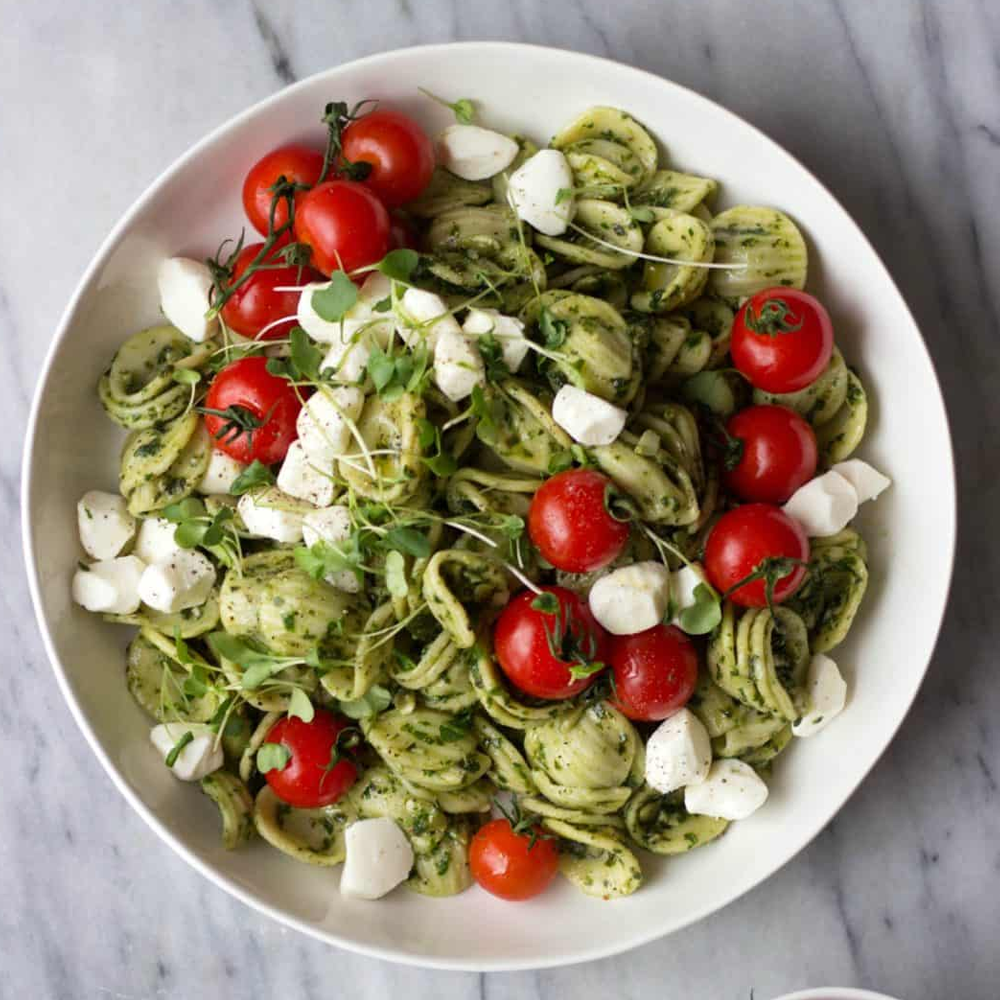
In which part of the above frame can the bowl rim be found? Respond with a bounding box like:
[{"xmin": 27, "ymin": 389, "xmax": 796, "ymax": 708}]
[
  {"xmin": 21, "ymin": 40, "xmax": 956, "ymax": 971},
  {"xmin": 772, "ymin": 990, "xmax": 903, "ymax": 1000}
]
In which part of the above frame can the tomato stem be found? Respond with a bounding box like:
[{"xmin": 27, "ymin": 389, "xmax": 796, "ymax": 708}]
[
  {"xmin": 317, "ymin": 99, "xmax": 379, "ymax": 185},
  {"xmin": 205, "ymin": 176, "xmax": 311, "ymax": 319},
  {"xmin": 742, "ymin": 297, "xmax": 804, "ymax": 336}
]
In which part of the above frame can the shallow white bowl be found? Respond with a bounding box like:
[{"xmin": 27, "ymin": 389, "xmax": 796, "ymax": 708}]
[{"xmin": 22, "ymin": 42, "xmax": 955, "ymax": 971}]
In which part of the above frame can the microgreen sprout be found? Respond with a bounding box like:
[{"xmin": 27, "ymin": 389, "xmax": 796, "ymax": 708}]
[
  {"xmin": 418, "ymin": 87, "xmax": 476, "ymax": 124},
  {"xmin": 163, "ymin": 497, "xmax": 243, "ymax": 570}
]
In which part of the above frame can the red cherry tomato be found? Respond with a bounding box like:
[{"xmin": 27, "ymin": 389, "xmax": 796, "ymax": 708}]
[
  {"xmin": 389, "ymin": 211, "xmax": 420, "ymax": 251},
  {"xmin": 493, "ymin": 586, "xmax": 610, "ymax": 701},
  {"xmin": 469, "ymin": 818, "xmax": 559, "ymax": 901},
  {"xmin": 261, "ymin": 710, "xmax": 358, "ymax": 809},
  {"xmin": 242, "ymin": 143, "xmax": 325, "ymax": 237},
  {"xmin": 219, "ymin": 242, "xmax": 324, "ymax": 340},
  {"xmin": 704, "ymin": 504, "xmax": 809, "ymax": 608},
  {"xmin": 528, "ymin": 469, "xmax": 630, "ymax": 574},
  {"xmin": 722, "ymin": 404, "xmax": 818, "ymax": 504},
  {"xmin": 341, "ymin": 109, "xmax": 435, "ymax": 209},
  {"xmin": 293, "ymin": 180, "xmax": 392, "ymax": 275},
  {"xmin": 609, "ymin": 625, "xmax": 699, "ymax": 722},
  {"xmin": 731, "ymin": 288, "xmax": 834, "ymax": 394},
  {"xmin": 202, "ymin": 356, "xmax": 305, "ymax": 464}
]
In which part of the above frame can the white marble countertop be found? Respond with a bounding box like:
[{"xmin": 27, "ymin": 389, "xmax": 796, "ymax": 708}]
[{"xmin": 4, "ymin": 1, "xmax": 998, "ymax": 996}]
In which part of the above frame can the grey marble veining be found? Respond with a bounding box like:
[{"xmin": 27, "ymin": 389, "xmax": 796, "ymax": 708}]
[{"xmin": 3, "ymin": 0, "xmax": 998, "ymax": 997}]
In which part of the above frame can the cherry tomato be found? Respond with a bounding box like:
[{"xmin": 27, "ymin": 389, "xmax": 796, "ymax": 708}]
[
  {"xmin": 389, "ymin": 211, "xmax": 420, "ymax": 251},
  {"xmin": 202, "ymin": 356, "xmax": 305, "ymax": 465},
  {"xmin": 469, "ymin": 818, "xmax": 559, "ymax": 901},
  {"xmin": 731, "ymin": 288, "xmax": 834, "ymax": 394},
  {"xmin": 528, "ymin": 469, "xmax": 630, "ymax": 574},
  {"xmin": 219, "ymin": 242, "xmax": 324, "ymax": 340},
  {"xmin": 293, "ymin": 180, "xmax": 392, "ymax": 275},
  {"xmin": 242, "ymin": 143, "xmax": 325, "ymax": 237},
  {"xmin": 704, "ymin": 504, "xmax": 809, "ymax": 608},
  {"xmin": 493, "ymin": 586, "xmax": 610, "ymax": 701},
  {"xmin": 609, "ymin": 625, "xmax": 699, "ymax": 722},
  {"xmin": 722, "ymin": 404, "xmax": 818, "ymax": 504},
  {"xmin": 341, "ymin": 109, "xmax": 435, "ymax": 209},
  {"xmin": 261, "ymin": 710, "xmax": 358, "ymax": 809}
]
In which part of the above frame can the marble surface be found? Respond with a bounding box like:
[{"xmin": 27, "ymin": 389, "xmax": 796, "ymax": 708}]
[{"xmin": 3, "ymin": 0, "xmax": 998, "ymax": 996}]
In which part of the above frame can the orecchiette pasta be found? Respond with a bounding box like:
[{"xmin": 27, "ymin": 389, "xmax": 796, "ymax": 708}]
[{"xmin": 74, "ymin": 95, "xmax": 887, "ymax": 906}]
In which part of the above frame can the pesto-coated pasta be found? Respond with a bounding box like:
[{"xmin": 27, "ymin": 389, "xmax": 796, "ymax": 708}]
[
  {"xmin": 544, "ymin": 819, "xmax": 643, "ymax": 898},
  {"xmin": 120, "ymin": 412, "xmax": 210, "ymax": 516},
  {"xmin": 99, "ymin": 326, "xmax": 210, "ymax": 429},
  {"xmin": 363, "ymin": 708, "xmax": 491, "ymax": 792},
  {"xmin": 787, "ymin": 529, "xmax": 869, "ymax": 652},
  {"xmin": 200, "ymin": 771, "xmax": 255, "ymax": 850},
  {"xmin": 708, "ymin": 205, "xmax": 808, "ymax": 304},
  {"xmin": 524, "ymin": 703, "xmax": 640, "ymax": 813},
  {"xmin": 74, "ymin": 95, "xmax": 887, "ymax": 906},
  {"xmin": 624, "ymin": 785, "xmax": 728, "ymax": 855},
  {"xmin": 634, "ymin": 169, "xmax": 719, "ymax": 214},
  {"xmin": 525, "ymin": 291, "xmax": 638, "ymax": 404},
  {"xmin": 707, "ymin": 602, "xmax": 811, "ymax": 721},
  {"xmin": 631, "ymin": 210, "xmax": 714, "ymax": 313},
  {"xmin": 254, "ymin": 786, "xmax": 356, "ymax": 866},
  {"xmin": 422, "ymin": 549, "xmax": 509, "ymax": 648},
  {"xmin": 754, "ymin": 347, "xmax": 849, "ymax": 426},
  {"xmin": 536, "ymin": 200, "xmax": 644, "ymax": 269}
]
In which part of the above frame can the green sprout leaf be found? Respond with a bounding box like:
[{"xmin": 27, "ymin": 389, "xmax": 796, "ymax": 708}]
[
  {"xmin": 287, "ymin": 687, "xmax": 315, "ymax": 723},
  {"xmin": 338, "ymin": 684, "xmax": 393, "ymax": 720},
  {"xmin": 311, "ymin": 272, "xmax": 359, "ymax": 322},
  {"xmin": 257, "ymin": 742, "xmax": 292, "ymax": 773},
  {"xmin": 418, "ymin": 87, "xmax": 476, "ymax": 125},
  {"xmin": 289, "ymin": 326, "xmax": 323, "ymax": 381},
  {"xmin": 206, "ymin": 633, "xmax": 303, "ymax": 691},
  {"xmin": 450, "ymin": 98, "xmax": 476, "ymax": 124},
  {"xmin": 172, "ymin": 367, "xmax": 201, "ymax": 386},
  {"xmin": 294, "ymin": 538, "xmax": 362, "ymax": 580},
  {"xmin": 162, "ymin": 499, "xmax": 241, "ymax": 568},
  {"xmin": 173, "ymin": 629, "xmax": 194, "ymax": 666},
  {"xmin": 182, "ymin": 664, "xmax": 208, "ymax": 699},
  {"xmin": 374, "ymin": 248, "xmax": 420, "ymax": 283},
  {"xmin": 498, "ymin": 515, "xmax": 525, "ymax": 541},
  {"xmin": 164, "ymin": 497, "xmax": 206, "ymax": 523},
  {"xmin": 417, "ymin": 417, "xmax": 459, "ymax": 476},
  {"xmin": 477, "ymin": 333, "xmax": 510, "ymax": 383},
  {"xmin": 416, "ymin": 417, "xmax": 436, "ymax": 450},
  {"xmin": 469, "ymin": 384, "xmax": 500, "ymax": 445},
  {"xmin": 383, "ymin": 527, "xmax": 432, "ymax": 558},
  {"xmin": 230, "ymin": 459, "xmax": 275, "ymax": 496},
  {"xmin": 366, "ymin": 346, "xmax": 397, "ymax": 392},
  {"xmin": 365, "ymin": 343, "xmax": 431, "ymax": 399},
  {"xmin": 676, "ymin": 583, "xmax": 722, "ymax": 635}
]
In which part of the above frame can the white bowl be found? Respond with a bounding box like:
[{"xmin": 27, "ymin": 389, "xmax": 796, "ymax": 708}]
[
  {"xmin": 22, "ymin": 42, "xmax": 955, "ymax": 971},
  {"xmin": 774, "ymin": 991, "xmax": 902, "ymax": 1000}
]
